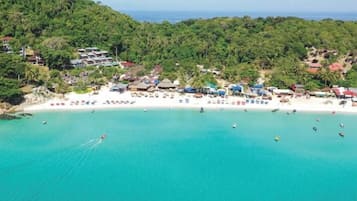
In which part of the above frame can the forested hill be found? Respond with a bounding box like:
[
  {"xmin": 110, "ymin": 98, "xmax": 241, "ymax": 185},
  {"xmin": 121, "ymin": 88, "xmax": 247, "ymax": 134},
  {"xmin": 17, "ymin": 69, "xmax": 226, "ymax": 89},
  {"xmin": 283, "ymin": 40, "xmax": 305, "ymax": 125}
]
[
  {"xmin": 1, "ymin": 0, "xmax": 357, "ymax": 104},
  {"xmin": 1, "ymin": 0, "xmax": 357, "ymax": 69},
  {"xmin": 0, "ymin": 0, "xmax": 138, "ymax": 50}
]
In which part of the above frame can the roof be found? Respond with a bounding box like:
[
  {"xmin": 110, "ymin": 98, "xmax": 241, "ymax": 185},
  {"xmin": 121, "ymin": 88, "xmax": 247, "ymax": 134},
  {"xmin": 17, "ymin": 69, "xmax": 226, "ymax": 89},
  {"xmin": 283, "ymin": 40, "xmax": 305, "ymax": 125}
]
[
  {"xmin": 329, "ymin": 63, "xmax": 344, "ymax": 72},
  {"xmin": 121, "ymin": 61, "xmax": 135, "ymax": 68},
  {"xmin": 273, "ymin": 89, "xmax": 293, "ymax": 94},
  {"xmin": 343, "ymin": 90, "xmax": 357, "ymax": 97},
  {"xmin": 70, "ymin": 59, "xmax": 83, "ymax": 64},
  {"xmin": 111, "ymin": 83, "xmax": 128, "ymax": 90},
  {"xmin": 1, "ymin": 36, "xmax": 13, "ymax": 41},
  {"xmin": 307, "ymin": 68, "xmax": 319, "ymax": 74},
  {"xmin": 309, "ymin": 63, "xmax": 322, "ymax": 68},
  {"xmin": 137, "ymin": 82, "xmax": 150, "ymax": 90},
  {"xmin": 332, "ymin": 88, "xmax": 344, "ymax": 96},
  {"xmin": 157, "ymin": 78, "xmax": 175, "ymax": 88}
]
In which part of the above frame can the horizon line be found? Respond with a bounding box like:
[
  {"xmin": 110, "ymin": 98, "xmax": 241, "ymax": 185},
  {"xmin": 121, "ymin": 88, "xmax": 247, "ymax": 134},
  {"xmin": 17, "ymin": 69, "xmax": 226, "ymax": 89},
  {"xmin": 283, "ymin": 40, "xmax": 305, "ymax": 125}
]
[{"xmin": 117, "ymin": 9, "xmax": 357, "ymax": 14}]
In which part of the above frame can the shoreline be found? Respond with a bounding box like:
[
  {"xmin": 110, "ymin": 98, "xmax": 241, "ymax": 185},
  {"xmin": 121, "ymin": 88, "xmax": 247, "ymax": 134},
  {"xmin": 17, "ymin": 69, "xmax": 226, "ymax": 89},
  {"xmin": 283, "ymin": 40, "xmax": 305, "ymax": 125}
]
[{"xmin": 22, "ymin": 87, "xmax": 357, "ymax": 114}]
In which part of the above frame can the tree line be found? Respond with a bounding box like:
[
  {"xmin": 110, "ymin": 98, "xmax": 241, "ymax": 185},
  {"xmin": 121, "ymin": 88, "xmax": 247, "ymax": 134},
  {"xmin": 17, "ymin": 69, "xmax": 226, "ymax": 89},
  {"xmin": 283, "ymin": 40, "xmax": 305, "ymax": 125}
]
[{"xmin": 1, "ymin": 0, "xmax": 357, "ymax": 104}]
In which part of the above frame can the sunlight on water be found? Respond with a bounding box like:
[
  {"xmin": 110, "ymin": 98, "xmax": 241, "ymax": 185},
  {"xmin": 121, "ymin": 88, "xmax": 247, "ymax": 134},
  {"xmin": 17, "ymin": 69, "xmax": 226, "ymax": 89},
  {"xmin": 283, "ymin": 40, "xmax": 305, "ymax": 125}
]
[{"xmin": 1, "ymin": 109, "xmax": 357, "ymax": 201}]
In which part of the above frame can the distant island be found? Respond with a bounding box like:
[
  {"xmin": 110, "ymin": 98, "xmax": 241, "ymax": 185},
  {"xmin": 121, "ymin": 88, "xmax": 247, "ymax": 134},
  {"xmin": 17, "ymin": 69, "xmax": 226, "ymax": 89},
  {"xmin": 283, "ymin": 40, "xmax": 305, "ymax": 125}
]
[
  {"xmin": 123, "ymin": 10, "xmax": 357, "ymax": 23},
  {"xmin": 0, "ymin": 0, "xmax": 357, "ymax": 113}
]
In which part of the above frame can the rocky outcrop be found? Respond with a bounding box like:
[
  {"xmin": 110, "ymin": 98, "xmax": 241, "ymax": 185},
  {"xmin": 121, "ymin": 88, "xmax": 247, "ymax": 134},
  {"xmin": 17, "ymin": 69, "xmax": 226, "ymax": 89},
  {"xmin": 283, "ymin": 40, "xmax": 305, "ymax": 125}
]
[{"xmin": 0, "ymin": 113, "xmax": 21, "ymax": 120}]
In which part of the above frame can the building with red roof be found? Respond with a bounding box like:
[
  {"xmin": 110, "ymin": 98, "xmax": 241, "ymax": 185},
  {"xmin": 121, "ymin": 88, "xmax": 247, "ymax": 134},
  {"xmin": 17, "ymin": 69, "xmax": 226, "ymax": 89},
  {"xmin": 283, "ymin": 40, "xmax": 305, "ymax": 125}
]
[
  {"xmin": 1, "ymin": 36, "xmax": 13, "ymax": 42},
  {"xmin": 343, "ymin": 90, "xmax": 357, "ymax": 98},
  {"xmin": 332, "ymin": 87, "xmax": 357, "ymax": 98},
  {"xmin": 120, "ymin": 61, "xmax": 135, "ymax": 68},
  {"xmin": 307, "ymin": 63, "xmax": 322, "ymax": 74}
]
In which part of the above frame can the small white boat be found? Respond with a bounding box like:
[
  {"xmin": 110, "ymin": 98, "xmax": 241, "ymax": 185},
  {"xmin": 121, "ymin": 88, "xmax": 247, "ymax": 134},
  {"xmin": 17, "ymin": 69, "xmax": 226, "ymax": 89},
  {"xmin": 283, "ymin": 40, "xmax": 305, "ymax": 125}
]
[
  {"xmin": 274, "ymin": 136, "xmax": 281, "ymax": 142},
  {"xmin": 340, "ymin": 123, "xmax": 344, "ymax": 128},
  {"xmin": 42, "ymin": 121, "xmax": 47, "ymax": 125},
  {"xmin": 232, "ymin": 123, "xmax": 237, "ymax": 128}
]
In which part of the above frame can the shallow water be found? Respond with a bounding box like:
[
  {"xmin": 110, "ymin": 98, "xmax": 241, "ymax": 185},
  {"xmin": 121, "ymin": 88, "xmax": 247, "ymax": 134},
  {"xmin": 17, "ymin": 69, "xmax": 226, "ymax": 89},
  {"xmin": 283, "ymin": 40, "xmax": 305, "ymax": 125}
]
[{"xmin": 1, "ymin": 109, "xmax": 357, "ymax": 201}]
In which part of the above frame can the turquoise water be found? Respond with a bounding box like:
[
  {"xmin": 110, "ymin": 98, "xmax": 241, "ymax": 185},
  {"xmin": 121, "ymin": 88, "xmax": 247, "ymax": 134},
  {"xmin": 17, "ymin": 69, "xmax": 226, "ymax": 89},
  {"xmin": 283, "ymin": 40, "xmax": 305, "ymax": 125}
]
[{"xmin": 1, "ymin": 109, "xmax": 357, "ymax": 201}]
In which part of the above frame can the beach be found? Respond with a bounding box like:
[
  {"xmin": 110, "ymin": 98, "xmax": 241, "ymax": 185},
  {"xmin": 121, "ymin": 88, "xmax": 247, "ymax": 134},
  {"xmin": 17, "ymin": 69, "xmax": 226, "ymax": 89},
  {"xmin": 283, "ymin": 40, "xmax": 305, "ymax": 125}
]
[{"xmin": 23, "ymin": 85, "xmax": 357, "ymax": 114}]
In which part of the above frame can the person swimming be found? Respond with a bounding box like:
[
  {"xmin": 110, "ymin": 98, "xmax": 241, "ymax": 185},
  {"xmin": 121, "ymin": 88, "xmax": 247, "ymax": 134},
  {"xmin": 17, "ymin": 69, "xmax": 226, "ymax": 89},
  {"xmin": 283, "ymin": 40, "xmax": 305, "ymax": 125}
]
[
  {"xmin": 313, "ymin": 126, "xmax": 318, "ymax": 132},
  {"xmin": 339, "ymin": 132, "xmax": 345, "ymax": 138},
  {"xmin": 100, "ymin": 134, "xmax": 107, "ymax": 140}
]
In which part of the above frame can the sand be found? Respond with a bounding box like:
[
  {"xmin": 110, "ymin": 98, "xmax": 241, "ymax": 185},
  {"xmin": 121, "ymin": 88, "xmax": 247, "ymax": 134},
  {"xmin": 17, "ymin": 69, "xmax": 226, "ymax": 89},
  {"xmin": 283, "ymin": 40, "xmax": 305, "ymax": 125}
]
[{"xmin": 23, "ymin": 85, "xmax": 357, "ymax": 114}]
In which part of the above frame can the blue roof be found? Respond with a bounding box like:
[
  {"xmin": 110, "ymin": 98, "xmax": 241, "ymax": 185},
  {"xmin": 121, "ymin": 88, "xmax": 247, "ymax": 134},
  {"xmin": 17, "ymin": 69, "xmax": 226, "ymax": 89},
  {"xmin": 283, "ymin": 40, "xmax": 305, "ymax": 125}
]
[{"xmin": 252, "ymin": 84, "xmax": 264, "ymax": 89}]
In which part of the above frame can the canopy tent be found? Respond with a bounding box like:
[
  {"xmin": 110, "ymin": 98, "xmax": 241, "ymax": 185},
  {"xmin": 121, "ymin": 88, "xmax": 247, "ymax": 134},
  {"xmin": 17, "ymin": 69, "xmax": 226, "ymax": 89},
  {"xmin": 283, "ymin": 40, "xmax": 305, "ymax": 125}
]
[
  {"xmin": 217, "ymin": 89, "xmax": 226, "ymax": 96},
  {"xmin": 184, "ymin": 87, "xmax": 196, "ymax": 93}
]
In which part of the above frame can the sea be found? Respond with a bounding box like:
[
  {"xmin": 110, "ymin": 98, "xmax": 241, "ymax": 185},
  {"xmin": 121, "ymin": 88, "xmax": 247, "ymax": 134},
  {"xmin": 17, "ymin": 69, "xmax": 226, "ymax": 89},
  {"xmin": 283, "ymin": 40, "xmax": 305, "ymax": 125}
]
[
  {"xmin": 1, "ymin": 109, "xmax": 357, "ymax": 201},
  {"xmin": 122, "ymin": 10, "xmax": 357, "ymax": 23}
]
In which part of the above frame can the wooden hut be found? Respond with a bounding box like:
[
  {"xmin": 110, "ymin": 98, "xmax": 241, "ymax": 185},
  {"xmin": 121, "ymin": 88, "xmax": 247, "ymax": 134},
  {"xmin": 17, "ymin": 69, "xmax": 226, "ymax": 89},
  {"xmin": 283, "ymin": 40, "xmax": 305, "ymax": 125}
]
[{"xmin": 157, "ymin": 79, "xmax": 175, "ymax": 89}]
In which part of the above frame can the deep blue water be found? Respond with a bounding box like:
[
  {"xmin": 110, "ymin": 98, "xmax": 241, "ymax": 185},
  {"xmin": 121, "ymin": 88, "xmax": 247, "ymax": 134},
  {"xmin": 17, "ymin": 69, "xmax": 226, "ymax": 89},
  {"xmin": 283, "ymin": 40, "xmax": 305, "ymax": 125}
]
[
  {"xmin": 1, "ymin": 109, "xmax": 357, "ymax": 201},
  {"xmin": 122, "ymin": 10, "xmax": 357, "ymax": 23}
]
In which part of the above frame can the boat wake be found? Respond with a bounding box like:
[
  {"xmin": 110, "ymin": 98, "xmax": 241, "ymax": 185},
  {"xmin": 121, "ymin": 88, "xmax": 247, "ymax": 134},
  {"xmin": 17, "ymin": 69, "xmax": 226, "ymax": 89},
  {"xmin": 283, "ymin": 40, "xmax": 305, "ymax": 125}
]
[
  {"xmin": 80, "ymin": 137, "xmax": 104, "ymax": 149},
  {"xmin": 3, "ymin": 136, "xmax": 107, "ymax": 201}
]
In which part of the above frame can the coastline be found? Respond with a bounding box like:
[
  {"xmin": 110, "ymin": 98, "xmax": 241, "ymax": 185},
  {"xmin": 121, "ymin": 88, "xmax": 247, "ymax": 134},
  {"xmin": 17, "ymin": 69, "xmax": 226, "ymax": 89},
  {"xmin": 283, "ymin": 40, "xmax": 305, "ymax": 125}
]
[{"xmin": 23, "ymin": 86, "xmax": 357, "ymax": 114}]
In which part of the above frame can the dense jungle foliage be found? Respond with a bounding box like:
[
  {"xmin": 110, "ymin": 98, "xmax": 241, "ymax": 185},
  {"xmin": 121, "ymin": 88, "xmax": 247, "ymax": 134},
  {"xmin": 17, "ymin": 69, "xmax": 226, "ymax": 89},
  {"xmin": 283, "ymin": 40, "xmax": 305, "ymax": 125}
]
[{"xmin": 1, "ymin": 0, "xmax": 357, "ymax": 104}]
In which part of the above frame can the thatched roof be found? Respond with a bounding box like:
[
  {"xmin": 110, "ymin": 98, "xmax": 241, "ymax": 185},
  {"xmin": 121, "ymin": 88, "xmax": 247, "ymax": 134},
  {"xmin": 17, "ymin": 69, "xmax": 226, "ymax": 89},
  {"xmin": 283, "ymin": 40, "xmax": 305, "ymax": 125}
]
[
  {"xmin": 157, "ymin": 78, "xmax": 175, "ymax": 89},
  {"xmin": 137, "ymin": 82, "xmax": 150, "ymax": 90}
]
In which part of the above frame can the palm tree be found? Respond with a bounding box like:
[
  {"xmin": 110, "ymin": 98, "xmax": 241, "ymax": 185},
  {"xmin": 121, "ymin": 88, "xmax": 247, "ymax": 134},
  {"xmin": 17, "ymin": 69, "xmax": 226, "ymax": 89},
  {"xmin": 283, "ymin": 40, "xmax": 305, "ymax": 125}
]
[
  {"xmin": 319, "ymin": 68, "xmax": 339, "ymax": 87},
  {"xmin": 24, "ymin": 64, "xmax": 39, "ymax": 84}
]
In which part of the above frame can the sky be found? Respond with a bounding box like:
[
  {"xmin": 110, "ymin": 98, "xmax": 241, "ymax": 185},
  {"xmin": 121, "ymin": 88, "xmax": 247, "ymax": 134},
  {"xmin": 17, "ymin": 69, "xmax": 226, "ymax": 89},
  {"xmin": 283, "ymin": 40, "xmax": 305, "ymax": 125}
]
[{"xmin": 99, "ymin": 0, "xmax": 357, "ymax": 12}]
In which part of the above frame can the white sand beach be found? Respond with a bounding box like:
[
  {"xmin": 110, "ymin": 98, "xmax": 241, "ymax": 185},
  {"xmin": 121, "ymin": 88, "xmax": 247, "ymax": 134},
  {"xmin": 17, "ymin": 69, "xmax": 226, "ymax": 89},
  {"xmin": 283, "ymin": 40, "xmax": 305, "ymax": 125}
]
[{"xmin": 23, "ymin": 85, "xmax": 357, "ymax": 114}]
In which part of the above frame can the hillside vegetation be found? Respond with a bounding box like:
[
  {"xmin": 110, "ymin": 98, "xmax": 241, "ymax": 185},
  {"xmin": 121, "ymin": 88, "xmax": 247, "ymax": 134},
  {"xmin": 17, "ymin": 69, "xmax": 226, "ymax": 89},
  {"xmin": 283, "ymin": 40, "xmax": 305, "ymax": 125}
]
[{"xmin": 1, "ymin": 0, "xmax": 357, "ymax": 104}]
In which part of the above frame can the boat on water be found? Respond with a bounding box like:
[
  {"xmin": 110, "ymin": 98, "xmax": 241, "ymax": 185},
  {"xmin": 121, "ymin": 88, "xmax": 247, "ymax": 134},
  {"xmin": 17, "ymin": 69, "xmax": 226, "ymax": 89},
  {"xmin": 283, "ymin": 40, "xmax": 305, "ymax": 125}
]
[
  {"xmin": 272, "ymin": 108, "xmax": 279, "ymax": 112},
  {"xmin": 340, "ymin": 123, "xmax": 344, "ymax": 128},
  {"xmin": 100, "ymin": 134, "xmax": 107, "ymax": 140},
  {"xmin": 339, "ymin": 132, "xmax": 345, "ymax": 138},
  {"xmin": 42, "ymin": 121, "xmax": 47, "ymax": 125},
  {"xmin": 200, "ymin": 107, "xmax": 204, "ymax": 113},
  {"xmin": 274, "ymin": 136, "xmax": 281, "ymax": 142},
  {"xmin": 232, "ymin": 123, "xmax": 237, "ymax": 128},
  {"xmin": 313, "ymin": 126, "xmax": 318, "ymax": 132}
]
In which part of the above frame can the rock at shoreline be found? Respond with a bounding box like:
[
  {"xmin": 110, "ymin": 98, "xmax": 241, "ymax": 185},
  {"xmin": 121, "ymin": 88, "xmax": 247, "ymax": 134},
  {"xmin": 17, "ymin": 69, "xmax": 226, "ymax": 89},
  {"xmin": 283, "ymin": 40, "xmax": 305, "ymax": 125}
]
[
  {"xmin": 18, "ymin": 113, "xmax": 33, "ymax": 117},
  {"xmin": 0, "ymin": 113, "xmax": 21, "ymax": 120}
]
